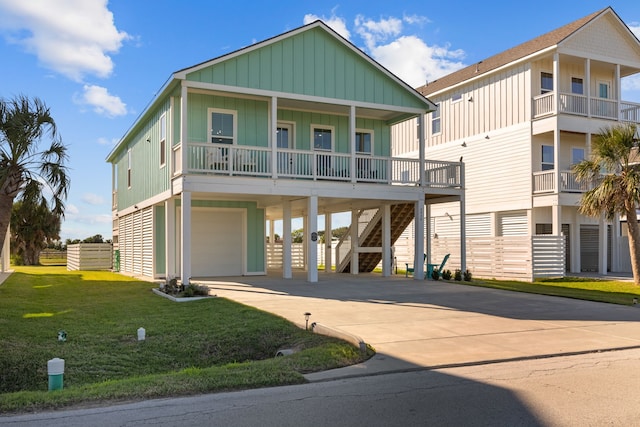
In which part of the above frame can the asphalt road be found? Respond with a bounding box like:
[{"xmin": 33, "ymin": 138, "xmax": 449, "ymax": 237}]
[{"xmin": 3, "ymin": 348, "xmax": 640, "ymax": 427}]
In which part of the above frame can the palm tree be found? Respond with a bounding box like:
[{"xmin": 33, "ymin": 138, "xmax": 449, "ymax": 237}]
[
  {"xmin": 573, "ymin": 123, "xmax": 640, "ymax": 285},
  {"xmin": 0, "ymin": 95, "xmax": 70, "ymax": 253}
]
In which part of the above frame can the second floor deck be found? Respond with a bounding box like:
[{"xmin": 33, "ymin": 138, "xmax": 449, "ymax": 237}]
[{"xmin": 533, "ymin": 92, "xmax": 640, "ymax": 123}]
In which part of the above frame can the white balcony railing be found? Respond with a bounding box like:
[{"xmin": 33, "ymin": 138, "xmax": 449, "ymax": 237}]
[
  {"xmin": 533, "ymin": 170, "xmax": 593, "ymax": 194},
  {"xmin": 179, "ymin": 142, "xmax": 463, "ymax": 188},
  {"xmin": 533, "ymin": 92, "xmax": 640, "ymax": 122}
]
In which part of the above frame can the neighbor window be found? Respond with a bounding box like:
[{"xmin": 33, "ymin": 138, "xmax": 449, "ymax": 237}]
[
  {"xmin": 571, "ymin": 77, "xmax": 584, "ymax": 95},
  {"xmin": 452, "ymin": 93, "xmax": 462, "ymax": 103},
  {"xmin": 355, "ymin": 131, "xmax": 372, "ymax": 154},
  {"xmin": 159, "ymin": 113, "xmax": 166, "ymax": 167},
  {"xmin": 431, "ymin": 104, "xmax": 441, "ymax": 134},
  {"xmin": 542, "ymin": 145, "xmax": 554, "ymax": 171},
  {"xmin": 541, "ymin": 72, "xmax": 553, "ymax": 94},
  {"xmin": 572, "ymin": 147, "xmax": 585, "ymax": 165},
  {"xmin": 598, "ymin": 82, "xmax": 610, "ymax": 99},
  {"xmin": 208, "ymin": 108, "xmax": 236, "ymax": 144}
]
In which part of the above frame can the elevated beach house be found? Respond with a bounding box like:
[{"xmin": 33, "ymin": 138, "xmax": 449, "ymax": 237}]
[
  {"xmin": 106, "ymin": 21, "xmax": 465, "ymax": 284},
  {"xmin": 393, "ymin": 7, "xmax": 640, "ymax": 280}
]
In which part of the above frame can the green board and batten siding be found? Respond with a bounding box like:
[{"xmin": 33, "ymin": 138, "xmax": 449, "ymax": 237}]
[
  {"xmin": 114, "ymin": 99, "xmax": 172, "ymax": 210},
  {"xmin": 185, "ymin": 26, "xmax": 426, "ymax": 111}
]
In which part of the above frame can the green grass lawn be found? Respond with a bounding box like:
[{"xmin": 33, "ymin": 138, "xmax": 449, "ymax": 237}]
[
  {"xmin": 0, "ymin": 267, "xmax": 371, "ymax": 413},
  {"xmin": 458, "ymin": 276, "xmax": 640, "ymax": 306}
]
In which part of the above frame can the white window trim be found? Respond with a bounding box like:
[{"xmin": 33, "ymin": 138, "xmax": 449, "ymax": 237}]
[
  {"xmin": 311, "ymin": 124, "xmax": 335, "ymax": 152},
  {"xmin": 276, "ymin": 120, "xmax": 296, "ymax": 149},
  {"xmin": 355, "ymin": 128, "xmax": 374, "ymax": 155},
  {"xmin": 207, "ymin": 107, "xmax": 238, "ymax": 144},
  {"xmin": 159, "ymin": 113, "xmax": 167, "ymax": 168},
  {"xmin": 541, "ymin": 144, "xmax": 554, "ymax": 170},
  {"xmin": 431, "ymin": 104, "xmax": 441, "ymax": 136}
]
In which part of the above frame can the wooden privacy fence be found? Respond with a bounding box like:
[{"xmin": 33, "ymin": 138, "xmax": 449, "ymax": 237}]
[
  {"xmin": 430, "ymin": 235, "xmax": 565, "ymax": 281},
  {"xmin": 67, "ymin": 243, "xmax": 113, "ymax": 271}
]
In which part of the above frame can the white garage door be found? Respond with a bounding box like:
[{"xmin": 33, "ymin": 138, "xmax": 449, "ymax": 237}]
[{"xmin": 191, "ymin": 209, "xmax": 244, "ymax": 277}]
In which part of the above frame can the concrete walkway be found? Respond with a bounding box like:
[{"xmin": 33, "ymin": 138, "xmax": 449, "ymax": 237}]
[{"xmin": 200, "ymin": 272, "xmax": 640, "ymax": 380}]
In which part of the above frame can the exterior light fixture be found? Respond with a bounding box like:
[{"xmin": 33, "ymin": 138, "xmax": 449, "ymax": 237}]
[{"xmin": 304, "ymin": 312, "xmax": 312, "ymax": 330}]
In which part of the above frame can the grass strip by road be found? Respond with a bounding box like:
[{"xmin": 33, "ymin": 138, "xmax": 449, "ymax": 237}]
[
  {"xmin": 461, "ymin": 276, "xmax": 640, "ymax": 306},
  {"xmin": 0, "ymin": 266, "xmax": 371, "ymax": 413}
]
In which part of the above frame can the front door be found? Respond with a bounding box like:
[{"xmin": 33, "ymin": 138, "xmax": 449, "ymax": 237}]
[{"xmin": 277, "ymin": 123, "xmax": 294, "ymax": 175}]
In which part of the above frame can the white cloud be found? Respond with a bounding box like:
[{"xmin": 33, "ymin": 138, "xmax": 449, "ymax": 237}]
[
  {"xmin": 0, "ymin": 0, "xmax": 129, "ymax": 81},
  {"xmin": 369, "ymin": 35, "xmax": 465, "ymax": 88},
  {"xmin": 66, "ymin": 204, "xmax": 80, "ymax": 215},
  {"xmin": 355, "ymin": 15, "xmax": 403, "ymax": 51},
  {"xmin": 82, "ymin": 193, "xmax": 105, "ymax": 206},
  {"xmin": 303, "ymin": 13, "xmax": 351, "ymax": 40},
  {"xmin": 77, "ymin": 84, "xmax": 127, "ymax": 117},
  {"xmin": 303, "ymin": 11, "xmax": 466, "ymax": 88},
  {"xmin": 629, "ymin": 22, "xmax": 640, "ymax": 39},
  {"xmin": 97, "ymin": 137, "xmax": 119, "ymax": 146}
]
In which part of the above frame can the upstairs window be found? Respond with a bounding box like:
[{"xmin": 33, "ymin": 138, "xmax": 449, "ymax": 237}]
[
  {"xmin": 541, "ymin": 145, "xmax": 554, "ymax": 171},
  {"xmin": 355, "ymin": 131, "xmax": 372, "ymax": 154},
  {"xmin": 571, "ymin": 77, "xmax": 584, "ymax": 95},
  {"xmin": 598, "ymin": 82, "xmax": 610, "ymax": 99},
  {"xmin": 312, "ymin": 127, "xmax": 333, "ymax": 151},
  {"xmin": 431, "ymin": 104, "xmax": 441, "ymax": 135},
  {"xmin": 541, "ymin": 72, "xmax": 553, "ymax": 94},
  {"xmin": 452, "ymin": 93, "xmax": 462, "ymax": 103},
  {"xmin": 159, "ymin": 113, "xmax": 166, "ymax": 167},
  {"xmin": 572, "ymin": 147, "xmax": 585, "ymax": 165},
  {"xmin": 127, "ymin": 149, "xmax": 132, "ymax": 188},
  {"xmin": 209, "ymin": 108, "xmax": 236, "ymax": 144}
]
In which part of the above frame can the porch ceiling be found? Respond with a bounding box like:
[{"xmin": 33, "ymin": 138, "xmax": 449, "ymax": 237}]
[{"xmin": 277, "ymin": 97, "xmax": 416, "ymax": 123}]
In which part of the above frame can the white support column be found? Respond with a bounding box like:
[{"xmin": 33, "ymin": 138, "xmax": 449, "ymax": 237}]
[
  {"xmin": 459, "ymin": 194, "xmax": 467, "ymax": 273},
  {"xmin": 553, "ymin": 53, "xmax": 560, "ymax": 113},
  {"xmin": 418, "ymin": 114, "xmax": 426, "ymax": 186},
  {"xmin": 552, "ymin": 204, "xmax": 561, "ymax": 236},
  {"xmin": 325, "ymin": 213, "xmax": 332, "ymax": 273},
  {"xmin": 382, "ymin": 204, "xmax": 391, "ymax": 277},
  {"xmin": 350, "ymin": 105, "xmax": 357, "ymax": 183},
  {"xmin": 271, "ymin": 96, "xmax": 278, "ymax": 179},
  {"xmin": 425, "ymin": 203, "xmax": 432, "ymax": 266},
  {"xmin": 599, "ymin": 216, "xmax": 608, "ymax": 275},
  {"xmin": 307, "ymin": 196, "xmax": 318, "ymax": 283},
  {"xmin": 302, "ymin": 215, "xmax": 307, "ymax": 271},
  {"xmin": 585, "ymin": 58, "xmax": 591, "ymax": 117},
  {"xmin": 283, "ymin": 200, "xmax": 292, "ymax": 279},
  {"xmin": 350, "ymin": 210, "xmax": 359, "ymax": 274},
  {"xmin": 414, "ymin": 198, "xmax": 425, "ymax": 280},
  {"xmin": 180, "ymin": 191, "xmax": 191, "ymax": 285},
  {"xmin": 165, "ymin": 198, "xmax": 176, "ymax": 279},
  {"xmin": 615, "ymin": 64, "xmax": 621, "ymax": 120},
  {"xmin": 180, "ymin": 83, "xmax": 188, "ymax": 174}
]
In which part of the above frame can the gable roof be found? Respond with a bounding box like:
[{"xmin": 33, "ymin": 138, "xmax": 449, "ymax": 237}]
[
  {"xmin": 176, "ymin": 20, "xmax": 435, "ymax": 111},
  {"xmin": 418, "ymin": 7, "xmax": 636, "ymax": 96}
]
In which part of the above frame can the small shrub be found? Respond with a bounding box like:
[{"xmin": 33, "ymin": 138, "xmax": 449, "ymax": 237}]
[
  {"xmin": 431, "ymin": 269, "xmax": 440, "ymax": 280},
  {"xmin": 183, "ymin": 283, "xmax": 210, "ymax": 297},
  {"xmin": 162, "ymin": 277, "xmax": 182, "ymax": 295},
  {"xmin": 454, "ymin": 269, "xmax": 462, "ymax": 281},
  {"xmin": 441, "ymin": 269, "xmax": 452, "ymax": 280},
  {"xmin": 463, "ymin": 269, "xmax": 473, "ymax": 282}
]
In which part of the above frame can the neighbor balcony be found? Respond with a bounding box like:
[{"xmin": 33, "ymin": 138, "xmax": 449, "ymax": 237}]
[
  {"xmin": 171, "ymin": 142, "xmax": 463, "ymax": 189},
  {"xmin": 533, "ymin": 92, "xmax": 640, "ymax": 122},
  {"xmin": 533, "ymin": 170, "xmax": 595, "ymax": 194}
]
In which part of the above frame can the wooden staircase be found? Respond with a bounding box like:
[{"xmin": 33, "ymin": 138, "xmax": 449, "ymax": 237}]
[{"xmin": 338, "ymin": 203, "xmax": 415, "ymax": 273}]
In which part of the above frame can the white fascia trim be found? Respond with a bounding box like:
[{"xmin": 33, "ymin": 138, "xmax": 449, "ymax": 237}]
[
  {"xmin": 183, "ymin": 80, "xmax": 427, "ymax": 117},
  {"xmin": 118, "ymin": 190, "xmax": 172, "ymax": 217}
]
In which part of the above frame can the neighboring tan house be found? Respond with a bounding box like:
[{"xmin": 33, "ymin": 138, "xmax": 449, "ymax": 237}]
[
  {"xmin": 106, "ymin": 20, "xmax": 465, "ymax": 284},
  {"xmin": 393, "ymin": 7, "xmax": 640, "ymax": 281}
]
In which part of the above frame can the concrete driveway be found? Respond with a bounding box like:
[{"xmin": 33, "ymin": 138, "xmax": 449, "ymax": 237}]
[{"xmin": 201, "ymin": 272, "xmax": 640, "ymax": 379}]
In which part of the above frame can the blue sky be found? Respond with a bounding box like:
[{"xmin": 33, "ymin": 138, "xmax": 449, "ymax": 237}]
[{"xmin": 0, "ymin": 1, "xmax": 639, "ymax": 241}]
